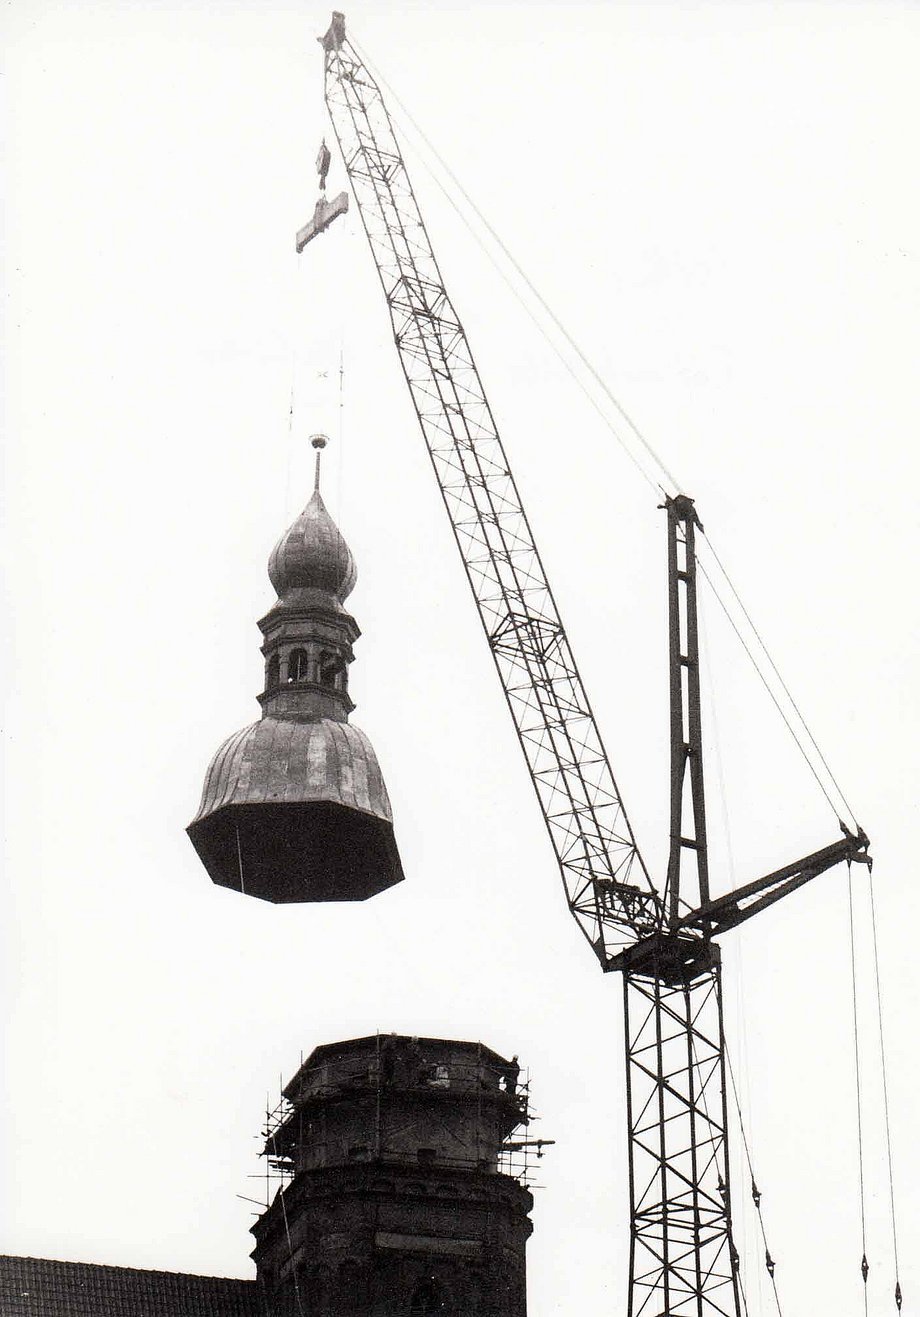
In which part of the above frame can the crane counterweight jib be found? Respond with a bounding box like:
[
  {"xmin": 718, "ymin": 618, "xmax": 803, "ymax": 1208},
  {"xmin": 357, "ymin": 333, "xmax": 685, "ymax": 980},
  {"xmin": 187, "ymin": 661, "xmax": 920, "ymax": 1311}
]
[{"xmin": 679, "ymin": 824, "xmax": 871, "ymax": 938}]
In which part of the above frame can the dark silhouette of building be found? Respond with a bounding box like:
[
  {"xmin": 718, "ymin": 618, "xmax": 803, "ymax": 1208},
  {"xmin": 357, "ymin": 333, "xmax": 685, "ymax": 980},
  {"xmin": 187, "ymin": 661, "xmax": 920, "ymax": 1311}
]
[{"xmin": 255, "ymin": 1034, "xmax": 533, "ymax": 1316}]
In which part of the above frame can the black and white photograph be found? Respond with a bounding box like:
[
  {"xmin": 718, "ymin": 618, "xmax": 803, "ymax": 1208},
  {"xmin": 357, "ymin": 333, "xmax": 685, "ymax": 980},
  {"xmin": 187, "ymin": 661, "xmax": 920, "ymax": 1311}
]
[{"xmin": 3, "ymin": 3, "xmax": 919, "ymax": 1314}]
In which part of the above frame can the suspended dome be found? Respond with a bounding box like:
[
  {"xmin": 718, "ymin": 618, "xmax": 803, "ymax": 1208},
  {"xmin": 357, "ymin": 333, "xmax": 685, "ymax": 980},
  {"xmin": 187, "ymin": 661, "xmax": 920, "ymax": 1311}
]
[
  {"xmin": 267, "ymin": 487, "xmax": 357, "ymax": 603},
  {"xmin": 187, "ymin": 433, "xmax": 404, "ymax": 906}
]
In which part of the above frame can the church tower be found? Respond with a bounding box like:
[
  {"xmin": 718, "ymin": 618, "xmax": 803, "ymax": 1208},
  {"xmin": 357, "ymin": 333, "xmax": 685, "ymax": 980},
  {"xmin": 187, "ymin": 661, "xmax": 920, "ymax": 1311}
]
[
  {"xmin": 188, "ymin": 436, "xmax": 404, "ymax": 903},
  {"xmin": 252, "ymin": 1034, "xmax": 534, "ymax": 1317}
]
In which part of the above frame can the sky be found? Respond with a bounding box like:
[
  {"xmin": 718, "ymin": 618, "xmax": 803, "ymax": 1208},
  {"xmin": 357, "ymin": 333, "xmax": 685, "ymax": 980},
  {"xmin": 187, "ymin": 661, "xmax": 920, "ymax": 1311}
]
[{"xmin": 3, "ymin": 2, "xmax": 919, "ymax": 1314}]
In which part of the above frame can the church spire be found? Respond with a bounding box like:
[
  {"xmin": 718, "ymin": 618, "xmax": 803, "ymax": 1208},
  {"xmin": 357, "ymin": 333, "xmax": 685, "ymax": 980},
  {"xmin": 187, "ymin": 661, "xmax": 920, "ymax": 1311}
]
[
  {"xmin": 312, "ymin": 431, "xmax": 324, "ymax": 490},
  {"xmin": 187, "ymin": 435, "xmax": 404, "ymax": 905},
  {"xmin": 260, "ymin": 435, "xmax": 358, "ymax": 724}
]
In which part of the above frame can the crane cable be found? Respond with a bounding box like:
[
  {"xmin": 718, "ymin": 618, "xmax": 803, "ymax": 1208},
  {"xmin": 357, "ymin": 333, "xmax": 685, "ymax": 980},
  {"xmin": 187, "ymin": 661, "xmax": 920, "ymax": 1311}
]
[
  {"xmin": 725, "ymin": 1047, "xmax": 785, "ymax": 1317},
  {"xmin": 698, "ymin": 539, "xmax": 859, "ymax": 830},
  {"xmin": 869, "ymin": 868, "xmax": 904, "ymax": 1311},
  {"xmin": 348, "ymin": 37, "xmax": 860, "ymax": 837},
  {"xmin": 847, "ymin": 866, "xmax": 870, "ymax": 1314},
  {"xmin": 695, "ymin": 556, "xmax": 854, "ymax": 830}
]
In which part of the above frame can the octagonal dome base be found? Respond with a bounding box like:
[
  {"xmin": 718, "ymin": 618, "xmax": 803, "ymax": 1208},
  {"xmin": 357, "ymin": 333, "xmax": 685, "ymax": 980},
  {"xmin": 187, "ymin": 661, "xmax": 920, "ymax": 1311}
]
[{"xmin": 187, "ymin": 799, "xmax": 402, "ymax": 903}]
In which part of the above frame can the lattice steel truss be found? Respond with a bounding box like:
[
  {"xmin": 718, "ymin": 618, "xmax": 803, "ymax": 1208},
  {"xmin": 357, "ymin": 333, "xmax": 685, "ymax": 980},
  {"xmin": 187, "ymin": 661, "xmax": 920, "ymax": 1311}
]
[
  {"xmin": 322, "ymin": 20, "xmax": 660, "ymax": 967},
  {"xmin": 317, "ymin": 13, "xmax": 869, "ymax": 1316},
  {"xmin": 625, "ymin": 957, "xmax": 739, "ymax": 1317}
]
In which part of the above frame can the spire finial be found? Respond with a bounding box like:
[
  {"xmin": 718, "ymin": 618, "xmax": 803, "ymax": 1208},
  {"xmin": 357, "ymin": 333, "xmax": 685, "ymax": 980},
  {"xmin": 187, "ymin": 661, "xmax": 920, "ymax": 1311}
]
[{"xmin": 311, "ymin": 433, "xmax": 329, "ymax": 492}]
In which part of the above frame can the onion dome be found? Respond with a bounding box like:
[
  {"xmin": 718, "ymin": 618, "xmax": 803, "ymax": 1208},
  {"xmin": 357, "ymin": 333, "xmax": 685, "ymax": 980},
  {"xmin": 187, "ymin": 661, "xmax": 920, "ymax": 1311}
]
[{"xmin": 267, "ymin": 436, "xmax": 357, "ymax": 602}]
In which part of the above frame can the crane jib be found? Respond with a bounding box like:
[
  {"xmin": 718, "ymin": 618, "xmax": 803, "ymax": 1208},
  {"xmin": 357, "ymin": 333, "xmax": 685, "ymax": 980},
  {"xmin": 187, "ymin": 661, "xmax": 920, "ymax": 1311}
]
[{"xmin": 321, "ymin": 21, "xmax": 659, "ymax": 967}]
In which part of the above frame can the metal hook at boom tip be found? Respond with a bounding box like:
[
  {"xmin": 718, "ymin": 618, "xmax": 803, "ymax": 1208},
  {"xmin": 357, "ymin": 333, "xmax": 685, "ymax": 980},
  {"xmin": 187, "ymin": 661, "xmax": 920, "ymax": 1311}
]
[{"xmin": 319, "ymin": 12, "xmax": 346, "ymax": 53}]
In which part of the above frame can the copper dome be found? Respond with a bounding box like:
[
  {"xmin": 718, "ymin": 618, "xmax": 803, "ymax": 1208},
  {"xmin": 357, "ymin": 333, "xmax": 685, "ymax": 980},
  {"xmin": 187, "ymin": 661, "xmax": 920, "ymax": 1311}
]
[
  {"xmin": 188, "ymin": 716, "xmax": 403, "ymax": 904},
  {"xmin": 267, "ymin": 488, "xmax": 357, "ymax": 603}
]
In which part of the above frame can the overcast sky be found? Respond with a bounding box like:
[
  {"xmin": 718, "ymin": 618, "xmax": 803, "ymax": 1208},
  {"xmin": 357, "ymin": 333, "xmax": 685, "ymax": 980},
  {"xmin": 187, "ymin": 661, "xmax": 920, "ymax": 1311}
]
[{"xmin": 3, "ymin": 3, "xmax": 919, "ymax": 1314}]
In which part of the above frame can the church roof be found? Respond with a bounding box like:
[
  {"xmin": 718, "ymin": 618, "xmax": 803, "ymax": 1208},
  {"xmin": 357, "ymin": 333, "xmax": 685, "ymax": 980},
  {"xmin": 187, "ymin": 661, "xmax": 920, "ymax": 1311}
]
[{"xmin": 0, "ymin": 1256, "xmax": 261, "ymax": 1317}]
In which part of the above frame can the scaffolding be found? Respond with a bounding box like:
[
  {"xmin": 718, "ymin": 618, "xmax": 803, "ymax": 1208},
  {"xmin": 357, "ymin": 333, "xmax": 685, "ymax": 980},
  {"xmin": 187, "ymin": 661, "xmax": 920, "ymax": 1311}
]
[{"xmin": 252, "ymin": 1043, "xmax": 551, "ymax": 1210}]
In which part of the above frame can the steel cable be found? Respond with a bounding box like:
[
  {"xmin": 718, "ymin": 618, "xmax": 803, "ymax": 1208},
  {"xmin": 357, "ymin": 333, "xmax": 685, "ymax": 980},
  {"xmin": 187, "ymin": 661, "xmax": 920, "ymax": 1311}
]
[
  {"xmin": 726, "ymin": 1047, "xmax": 785, "ymax": 1317},
  {"xmin": 848, "ymin": 868, "xmax": 870, "ymax": 1316},
  {"xmin": 699, "ymin": 537, "xmax": 859, "ymax": 830},
  {"xmin": 695, "ymin": 558, "xmax": 846, "ymax": 824},
  {"xmin": 868, "ymin": 870, "xmax": 903, "ymax": 1311}
]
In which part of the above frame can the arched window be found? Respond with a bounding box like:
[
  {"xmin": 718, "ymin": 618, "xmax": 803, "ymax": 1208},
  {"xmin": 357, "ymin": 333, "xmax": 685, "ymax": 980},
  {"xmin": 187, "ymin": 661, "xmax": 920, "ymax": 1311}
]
[
  {"xmin": 287, "ymin": 648, "xmax": 309, "ymax": 683},
  {"xmin": 266, "ymin": 654, "xmax": 280, "ymax": 691},
  {"xmin": 318, "ymin": 651, "xmax": 344, "ymax": 690}
]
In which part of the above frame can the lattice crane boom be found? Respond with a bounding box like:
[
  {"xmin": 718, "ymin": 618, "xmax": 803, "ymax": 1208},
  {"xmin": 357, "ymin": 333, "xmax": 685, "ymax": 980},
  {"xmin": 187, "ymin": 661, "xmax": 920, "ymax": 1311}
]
[{"xmin": 319, "ymin": 13, "xmax": 660, "ymax": 967}]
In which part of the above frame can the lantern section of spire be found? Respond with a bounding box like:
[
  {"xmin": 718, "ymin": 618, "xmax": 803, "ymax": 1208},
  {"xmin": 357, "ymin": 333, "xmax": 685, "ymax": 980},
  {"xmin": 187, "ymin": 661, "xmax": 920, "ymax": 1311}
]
[{"xmin": 187, "ymin": 436, "xmax": 404, "ymax": 904}]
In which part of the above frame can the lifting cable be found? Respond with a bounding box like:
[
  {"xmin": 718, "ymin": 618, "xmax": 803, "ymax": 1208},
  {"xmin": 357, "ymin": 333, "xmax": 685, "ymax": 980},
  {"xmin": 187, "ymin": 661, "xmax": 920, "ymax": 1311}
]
[
  {"xmin": 848, "ymin": 853, "xmax": 905, "ymax": 1311},
  {"xmin": 285, "ymin": 231, "xmax": 300, "ymax": 518},
  {"xmin": 725, "ymin": 1047, "xmax": 785, "ymax": 1317},
  {"xmin": 847, "ymin": 866, "xmax": 870, "ymax": 1315},
  {"xmin": 685, "ymin": 1023, "xmax": 758, "ymax": 1316},
  {"xmin": 348, "ymin": 38, "xmax": 859, "ymax": 836},
  {"xmin": 869, "ymin": 868, "xmax": 903, "ymax": 1311},
  {"xmin": 235, "ymin": 823, "xmax": 246, "ymax": 897}
]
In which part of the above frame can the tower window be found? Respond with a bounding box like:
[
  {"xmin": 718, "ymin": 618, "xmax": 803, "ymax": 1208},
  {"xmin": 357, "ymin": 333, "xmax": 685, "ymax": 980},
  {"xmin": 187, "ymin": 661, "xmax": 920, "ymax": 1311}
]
[
  {"xmin": 287, "ymin": 648, "xmax": 309, "ymax": 683},
  {"xmin": 319, "ymin": 651, "xmax": 344, "ymax": 689},
  {"xmin": 266, "ymin": 654, "xmax": 280, "ymax": 690}
]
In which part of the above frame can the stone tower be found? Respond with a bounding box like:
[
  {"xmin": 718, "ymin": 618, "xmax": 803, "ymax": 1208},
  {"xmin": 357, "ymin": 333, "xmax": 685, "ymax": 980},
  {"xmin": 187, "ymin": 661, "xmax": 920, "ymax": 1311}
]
[
  {"xmin": 252, "ymin": 1034, "xmax": 534, "ymax": 1316},
  {"xmin": 188, "ymin": 437, "xmax": 403, "ymax": 903}
]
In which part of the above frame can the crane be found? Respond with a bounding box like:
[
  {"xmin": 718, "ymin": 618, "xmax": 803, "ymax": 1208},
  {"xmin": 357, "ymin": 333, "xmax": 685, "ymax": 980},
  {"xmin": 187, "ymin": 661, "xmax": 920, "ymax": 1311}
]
[{"xmin": 311, "ymin": 12, "xmax": 871, "ymax": 1314}]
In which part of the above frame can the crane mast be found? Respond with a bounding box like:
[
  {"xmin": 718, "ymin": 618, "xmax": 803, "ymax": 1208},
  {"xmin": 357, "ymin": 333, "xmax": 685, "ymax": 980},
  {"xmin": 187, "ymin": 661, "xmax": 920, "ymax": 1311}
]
[{"xmin": 316, "ymin": 12, "xmax": 870, "ymax": 1314}]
